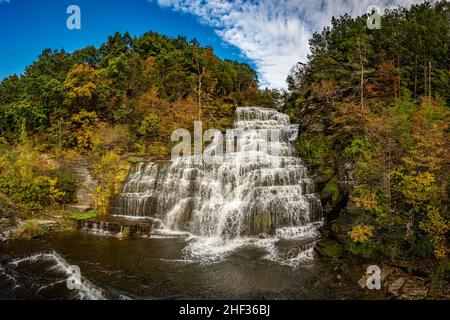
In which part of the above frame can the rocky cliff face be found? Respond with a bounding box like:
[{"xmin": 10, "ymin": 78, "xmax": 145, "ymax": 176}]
[
  {"xmin": 293, "ymin": 104, "xmax": 353, "ymax": 226},
  {"xmin": 62, "ymin": 161, "xmax": 98, "ymax": 213}
]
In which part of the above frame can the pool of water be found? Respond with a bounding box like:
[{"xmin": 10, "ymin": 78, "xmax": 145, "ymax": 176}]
[{"xmin": 0, "ymin": 231, "xmax": 368, "ymax": 300}]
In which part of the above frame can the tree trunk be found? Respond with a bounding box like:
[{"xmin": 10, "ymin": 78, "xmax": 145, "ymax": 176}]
[
  {"xmin": 198, "ymin": 70, "xmax": 202, "ymax": 121},
  {"xmin": 414, "ymin": 55, "xmax": 418, "ymax": 100},
  {"xmin": 429, "ymin": 61, "xmax": 432, "ymax": 104},
  {"xmin": 424, "ymin": 64, "xmax": 427, "ymax": 98},
  {"xmin": 357, "ymin": 38, "xmax": 365, "ymax": 135}
]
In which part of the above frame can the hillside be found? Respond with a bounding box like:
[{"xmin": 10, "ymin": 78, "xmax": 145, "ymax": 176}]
[{"xmin": 283, "ymin": 1, "xmax": 449, "ymax": 282}]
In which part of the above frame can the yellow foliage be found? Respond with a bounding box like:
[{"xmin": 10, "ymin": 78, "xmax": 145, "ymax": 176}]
[
  {"xmin": 46, "ymin": 177, "xmax": 66, "ymax": 203},
  {"xmin": 144, "ymin": 57, "xmax": 156, "ymax": 75},
  {"xmin": 419, "ymin": 206, "xmax": 449, "ymax": 260},
  {"xmin": 352, "ymin": 189, "xmax": 378, "ymax": 211},
  {"xmin": 93, "ymin": 151, "xmax": 130, "ymax": 214},
  {"xmin": 400, "ymin": 172, "xmax": 440, "ymax": 209},
  {"xmin": 64, "ymin": 64, "xmax": 97, "ymax": 102},
  {"xmin": 71, "ymin": 110, "xmax": 97, "ymax": 150},
  {"xmin": 348, "ymin": 225, "xmax": 375, "ymax": 243},
  {"xmin": 0, "ymin": 154, "xmax": 6, "ymax": 170},
  {"xmin": 72, "ymin": 83, "xmax": 97, "ymax": 99},
  {"xmin": 0, "ymin": 146, "xmax": 68, "ymax": 212}
]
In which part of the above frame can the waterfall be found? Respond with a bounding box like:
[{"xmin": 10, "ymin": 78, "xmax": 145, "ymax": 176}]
[{"xmin": 111, "ymin": 107, "xmax": 323, "ymax": 261}]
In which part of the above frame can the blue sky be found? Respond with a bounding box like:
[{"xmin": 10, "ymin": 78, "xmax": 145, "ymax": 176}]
[
  {"xmin": 0, "ymin": 0, "xmax": 249, "ymax": 82},
  {"xmin": 0, "ymin": 0, "xmax": 425, "ymax": 88}
]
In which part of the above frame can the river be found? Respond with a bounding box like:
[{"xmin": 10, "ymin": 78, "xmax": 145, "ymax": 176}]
[{"xmin": 0, "ymin": 231, "xmax": 370, "ymax": 300}]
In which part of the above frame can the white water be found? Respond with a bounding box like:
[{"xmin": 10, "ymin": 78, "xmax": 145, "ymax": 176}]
[
  {"xmin": 112, "ymin": 107, "xmax": 323, "ymax": 263},
  {"xmin": 3, "ymin": 251, "xmax": 105, "ymax": 300}
]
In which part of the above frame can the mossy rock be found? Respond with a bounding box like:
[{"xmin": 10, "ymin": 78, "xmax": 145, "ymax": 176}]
[
  {"xmin": 250, "ymin": 210, "xmax": 274, "ymax": 235},
  {"xmin": 322, "ymin": 177, "xmax": 340, "ymax": 204},
  {"xmin": 315, "ymin": 239, "xmax": 343, "ymax": 258}
]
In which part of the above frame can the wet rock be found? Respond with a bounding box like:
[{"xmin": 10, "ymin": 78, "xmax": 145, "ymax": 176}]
[
  {"xmin": 276, "ymin": 239, "xmax": 316, "ymax": 260},
  {"xmin": 78, "ymin": 216, "xmax": 154, "ymax": 238},
  {"xmin": 355, "ymin": 263, "xmax": 430, "ymax": 300},
  {"xmin": 9, "ymin": 219, "xmax": 60, "ymax": 240},
  {"xmin": 328, "ymin": 202, "xmax": 369, "ymax": 244}
]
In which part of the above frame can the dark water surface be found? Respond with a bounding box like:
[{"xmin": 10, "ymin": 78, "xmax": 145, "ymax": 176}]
[{"xmin": 0, "ymin": 231, "xmax": 367, "ymax": 300}]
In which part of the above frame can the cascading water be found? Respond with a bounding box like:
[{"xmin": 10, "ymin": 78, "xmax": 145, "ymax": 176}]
[{"xmin": 111, "ymin": 107, "xmax": 323, "ymax": 263}]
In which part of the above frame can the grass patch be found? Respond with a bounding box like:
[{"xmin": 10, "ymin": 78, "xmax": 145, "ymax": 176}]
[
  {"xmin": 11, "ymin": 220, "xmax": 47, "ymax": 240},
  {"xmin": 69, "ymin": 210, "xmax": 98, "ymax": 221},
  {"xmin": 127, "ymin": 156, "xmax": 145, "ymax": 164}
]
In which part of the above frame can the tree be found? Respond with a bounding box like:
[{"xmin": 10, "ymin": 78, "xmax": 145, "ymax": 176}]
[{"xmin": 64, "ymin": 64, "xmax": 97, "ymax": 111}]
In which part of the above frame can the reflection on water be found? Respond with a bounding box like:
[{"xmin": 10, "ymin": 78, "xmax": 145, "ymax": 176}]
[{"xmin": 0, "ymin": 231, "xmax": 365, "ymax": 300}]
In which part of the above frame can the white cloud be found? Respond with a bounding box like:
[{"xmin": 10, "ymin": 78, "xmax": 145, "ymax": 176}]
[{"xmin": 154, "ymin": 0, "xmax": 433, "ymax": 88}]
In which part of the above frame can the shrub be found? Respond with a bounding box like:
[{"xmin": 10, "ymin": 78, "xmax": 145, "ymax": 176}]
[
  {"xmin": 293, "ymin": 133, "xmax": 331, "ymax": 168},
  {"xmin": 348, "ymin": 225, "xmax": 375, "ymax": 243},
  {"xmin": 54, "ymin": 171, "xmax": 77, "ymax": 204},
  {"xmin": 0, "ymin": 147, "xmax": 66, "ymax": 212},
  {"xmin": 92, "ymin": 123, "xmax": 132, "ymax": 153},
  {"xmin": 407, "ymin": 235, "xmax": 433, "ymax": 259},
  {"xmin": 345, "ymin": 238, "xmax": 381, "ymax": 258}
]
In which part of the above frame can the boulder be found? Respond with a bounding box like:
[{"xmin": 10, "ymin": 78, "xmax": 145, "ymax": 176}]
[
  {"xmin": 36, "ymin": 220, "xmax": 60, "ymax": 232},
  {"xmin": 399, "ymin": 278, "xmax": 428, "ymax": 300},
  {"xmin": 0, "ymin": 194, "xmax": 19, "ymax": 241},
  {"xmin": 388, "ymin": 277, "xmax": 406, "ymax": 296}
]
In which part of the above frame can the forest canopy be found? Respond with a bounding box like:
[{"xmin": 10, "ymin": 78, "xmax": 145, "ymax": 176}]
[{"xmin": 0, "ymin": 31, "xmax": 273, "ymax": 154}]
